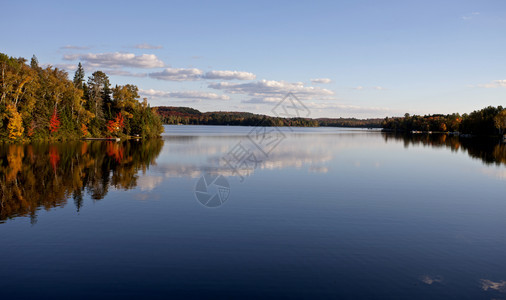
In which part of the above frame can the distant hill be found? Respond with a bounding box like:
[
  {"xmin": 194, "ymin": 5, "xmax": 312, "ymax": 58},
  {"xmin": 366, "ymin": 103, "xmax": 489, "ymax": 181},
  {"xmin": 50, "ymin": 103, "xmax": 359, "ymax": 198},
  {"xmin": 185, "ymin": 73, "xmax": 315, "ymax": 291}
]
[{"xmin": 155, "ymin": 106, "xmax": 383, "ymax": 128}]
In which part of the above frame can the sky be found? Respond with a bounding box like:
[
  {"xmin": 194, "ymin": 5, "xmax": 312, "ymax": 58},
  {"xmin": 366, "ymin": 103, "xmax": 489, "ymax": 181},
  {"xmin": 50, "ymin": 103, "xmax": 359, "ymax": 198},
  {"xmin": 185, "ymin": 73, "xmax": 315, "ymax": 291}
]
[{"xmin": 2, "ymin": 0, "xmax": 505, "ymax": 118}]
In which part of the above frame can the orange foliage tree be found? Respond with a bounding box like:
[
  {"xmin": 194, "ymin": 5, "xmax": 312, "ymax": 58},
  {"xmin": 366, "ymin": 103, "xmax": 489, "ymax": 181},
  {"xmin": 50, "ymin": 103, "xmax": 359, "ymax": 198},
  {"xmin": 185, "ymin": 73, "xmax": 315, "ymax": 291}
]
[
  {"xmin": 107, "ymin": 112, "xmax": 125, "ymax": 135},
  {"xmin": 80, "ymin": 123, "xmax": 89, "ymax": 137}
]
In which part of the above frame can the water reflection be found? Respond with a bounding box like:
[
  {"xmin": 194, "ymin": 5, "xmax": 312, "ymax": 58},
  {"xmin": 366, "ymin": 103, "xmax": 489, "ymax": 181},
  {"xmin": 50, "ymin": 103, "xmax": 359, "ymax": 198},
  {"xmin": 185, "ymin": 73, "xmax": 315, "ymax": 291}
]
[
  {"xmin": 154, "ymin": 133, "xmax": 334, "ymax": 182},
  {"xmin": 420, "ymin": 275, "xmax": 443, "ymax": 285},
  {"xmin": 1, "ymin": 130, "xmax": 505, "ymax": 224},
  {"xmin": 157, "ymin": 132, "xmax": 506, "ymax": 183},
  {"xmin": 481, "ymin": 279, "xmax": 506, "ymax": 293},
  {"xmin": 383, "ymin": 133, "xmax": 506, "ymax": 166},
  {"xmin": 0, "ymin": 139, "xmax": 163, "ymax": 224}
]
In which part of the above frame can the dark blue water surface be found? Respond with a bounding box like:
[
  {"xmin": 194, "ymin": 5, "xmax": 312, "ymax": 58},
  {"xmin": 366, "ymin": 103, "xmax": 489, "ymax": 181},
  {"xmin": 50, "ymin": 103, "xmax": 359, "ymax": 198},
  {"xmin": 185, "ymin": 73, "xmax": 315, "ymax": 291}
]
[{"xmin": 1, "ymin": 125, "xmax": 506, "ymax": 299}]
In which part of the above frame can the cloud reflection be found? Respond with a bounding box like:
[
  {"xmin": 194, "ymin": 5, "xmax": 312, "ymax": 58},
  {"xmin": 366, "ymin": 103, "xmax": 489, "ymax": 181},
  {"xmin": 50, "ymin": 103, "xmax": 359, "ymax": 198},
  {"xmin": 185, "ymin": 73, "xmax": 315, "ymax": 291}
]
[
  {"xmin": 481, "ymin": 167, "xmax": 506, "ymax": 181},
  {"xmin": 420, "ymin": 275, "xmax": 443, "ymax": 285},
  {"xmin": 156, "ymin": 134, "xmax": 335, "ymax": 182},
  {"xmin": 481, "ymin": 279, "xmax": 506, "ymax": 292},
  {"xmin": 137, "ymin": 175, "xmax": 164, "ymax": 191}
]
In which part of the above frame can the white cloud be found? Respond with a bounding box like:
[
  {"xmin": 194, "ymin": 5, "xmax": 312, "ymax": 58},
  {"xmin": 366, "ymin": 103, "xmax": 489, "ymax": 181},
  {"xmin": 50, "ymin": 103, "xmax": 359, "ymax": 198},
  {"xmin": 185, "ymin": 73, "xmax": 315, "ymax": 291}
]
[
  {"xmin": 311, "ymin": 78, "xmax": 332, "ymax": 84},
  {"xmin": 462, "ymin": 12, "xmax": 480, "ymax": 20},
  {"xmin": 140, "ymin": 89, "xmax": 230, "ymax": 100},
  {"xmin": 242, "ymin": 94, "xmax": 391, "ymax": 116},
  {"xmin": 203, "ymin": 70, "xmax": 256, "ymax": 80},
  {"xmin": 209, "ymin": 79, "xmax": 335, "ymax": 101},
  {"xmin": 51, "ymin": 63, "xmax": 78, "ymax": 71},
  {"xmin": 476, "ymin": 79, "xmax": 506, "ymax": 88},
  {"xmin": 63, "ymin": 52, "xmax": 164, "ymax": 69},
  {"xmin": 134, "ymin": 43, "xmax": 163, "ymax": 49},
  {"xmin": 148, "ymin": 67, "xmax": 203, "ymax": 81},
  {"xmin": 303, "ymin": 101, "xmax": 391, "ymax": 114},
  {"xmin": 104, "ymin": 69, "xmax": 147, "ymax": 77},
  {"xmin": 60, "ymin": 45, "xmax": 90, "ymax": 50},
  {"xmin": 353, "ymin": 86, "xmax": 386, "ymax": 91},
  {"xmin": 242, "ymin": 97, "xmax": 286, "ymax": 104},
  {"xmin": 148, "ymin": 69, "xmax": 256, "ymax": 81}
]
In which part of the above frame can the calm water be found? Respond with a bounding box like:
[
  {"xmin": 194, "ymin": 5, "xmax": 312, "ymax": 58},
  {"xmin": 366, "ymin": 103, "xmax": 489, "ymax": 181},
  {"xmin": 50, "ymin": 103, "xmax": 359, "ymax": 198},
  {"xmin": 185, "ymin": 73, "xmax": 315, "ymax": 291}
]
[{"xmin": 1, "ymin": 125, "xmax": 506, "ymax": 299}]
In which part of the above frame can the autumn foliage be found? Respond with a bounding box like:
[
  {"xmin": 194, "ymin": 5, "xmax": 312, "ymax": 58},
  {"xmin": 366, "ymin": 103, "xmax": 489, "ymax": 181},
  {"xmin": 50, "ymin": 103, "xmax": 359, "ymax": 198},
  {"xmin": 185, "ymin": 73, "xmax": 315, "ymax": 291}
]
[
  {"xmin": 0, "ymin": 52, "xmax": 163, "ymax": 142},
  {"xmin": 50, "ymin": 108, "xmax": 60, "ymax": 133},
  {"xmin": 80, "ymin": 124, "xmax": 89, "ymax": 137},
  {"xmin": 383, "ymin": 106, "xmax": 506, "ymax": 136},
  {"xmin": 107, "ymin": 112, "xmax": 125, "ymax": 135},
  {"xmin": 6, "ymin": 104, "xmax": 24, "ymax": 140}
]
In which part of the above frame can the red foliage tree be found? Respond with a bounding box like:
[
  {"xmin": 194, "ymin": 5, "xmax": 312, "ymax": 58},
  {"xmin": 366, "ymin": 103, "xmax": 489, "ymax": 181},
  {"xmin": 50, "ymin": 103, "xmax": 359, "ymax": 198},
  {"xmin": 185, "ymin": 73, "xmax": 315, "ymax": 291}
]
[
  {"xmin": 107, "ymin": 112, "xmax": 125, "ymax": 134},
  {"xmin": 50, "ymin": 108, "xmax": 60, "ymax": 133}
]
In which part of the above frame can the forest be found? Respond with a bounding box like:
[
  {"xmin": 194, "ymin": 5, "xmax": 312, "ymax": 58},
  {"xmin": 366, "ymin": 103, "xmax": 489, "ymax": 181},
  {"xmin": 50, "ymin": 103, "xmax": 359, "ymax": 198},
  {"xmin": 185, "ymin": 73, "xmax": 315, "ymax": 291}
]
[
  {"xmin": 156, "ymin": 106, "xmax": 383, "ymax": 128},
  {"xmin": 0, "ymin": 53, "xmax": 164, "ymax": 142},
  {"xmin": 382, "ymin": 106, "xmax": 506, "ymax": 136}
]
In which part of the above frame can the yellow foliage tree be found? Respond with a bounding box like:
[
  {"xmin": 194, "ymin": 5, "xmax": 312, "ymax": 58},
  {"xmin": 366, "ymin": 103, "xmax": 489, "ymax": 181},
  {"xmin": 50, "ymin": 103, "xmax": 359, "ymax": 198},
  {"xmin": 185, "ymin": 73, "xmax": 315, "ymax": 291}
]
[
  {"xmin": 6, "ymin": 105, "xmax": 24, "ymax": 140},
  {"xmin": 494, "ymin": 110, "xmax": 506, "ymax": 134}
]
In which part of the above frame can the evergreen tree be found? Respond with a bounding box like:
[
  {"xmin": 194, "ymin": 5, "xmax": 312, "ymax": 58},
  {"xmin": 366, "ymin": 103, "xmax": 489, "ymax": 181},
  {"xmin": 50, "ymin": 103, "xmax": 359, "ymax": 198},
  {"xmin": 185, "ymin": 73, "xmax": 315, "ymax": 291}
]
[
  {"xmin": 102, "ymin": 80, "xmax": 113, "ymax": 119},
  {"xmin": 30, "ymin": 55, "xmax": 39, "ymax": 69},
  {"xmin": 87, "ymin": 71, "xmax": 110, "ymax": 125},
  {"xmin": 73, "ymin": 62, "xmax": 85, "ymax": 89}
]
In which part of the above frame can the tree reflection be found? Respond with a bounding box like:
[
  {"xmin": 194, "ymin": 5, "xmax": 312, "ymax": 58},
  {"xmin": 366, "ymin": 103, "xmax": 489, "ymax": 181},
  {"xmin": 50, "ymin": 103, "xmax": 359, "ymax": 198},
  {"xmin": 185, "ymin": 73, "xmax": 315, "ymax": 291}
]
[
  {"xmin": 0, "ymin": 139, "xmax": 163, "ymax": 223},
  {"xmin": 382, "ymin": 133, "xmax": 506, "ymax": 166}
]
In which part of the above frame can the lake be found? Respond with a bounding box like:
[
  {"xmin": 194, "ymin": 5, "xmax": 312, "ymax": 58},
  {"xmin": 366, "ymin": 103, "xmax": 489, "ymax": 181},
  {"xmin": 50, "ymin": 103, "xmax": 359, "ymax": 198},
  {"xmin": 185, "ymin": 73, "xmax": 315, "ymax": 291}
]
[{"xmin": 1, "ymin": 125, "xmax": 506, "ymax": 299}]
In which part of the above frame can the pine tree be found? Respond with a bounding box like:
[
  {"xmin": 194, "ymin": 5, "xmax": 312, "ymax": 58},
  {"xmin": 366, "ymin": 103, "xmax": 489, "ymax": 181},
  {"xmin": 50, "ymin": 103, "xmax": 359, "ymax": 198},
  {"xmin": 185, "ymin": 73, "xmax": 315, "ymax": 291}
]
[
  {"xmin": 30, "ymin": 55, "xmax": 39, "ymax": 69},
  {"xmin": 87, "ymin": 71, "xmax": 110, "ymax": 124},
  {"xmin": 73, "ymin": 62, "xmax": 85, "ymax": 89}
]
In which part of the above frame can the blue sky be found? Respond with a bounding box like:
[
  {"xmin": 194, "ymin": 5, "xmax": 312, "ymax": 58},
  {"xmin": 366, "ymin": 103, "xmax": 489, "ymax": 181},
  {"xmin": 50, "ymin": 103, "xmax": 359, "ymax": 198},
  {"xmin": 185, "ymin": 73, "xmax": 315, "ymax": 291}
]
[{"xmin": 2, "ymin": 0, "xmax": 505, "ymax": 118}]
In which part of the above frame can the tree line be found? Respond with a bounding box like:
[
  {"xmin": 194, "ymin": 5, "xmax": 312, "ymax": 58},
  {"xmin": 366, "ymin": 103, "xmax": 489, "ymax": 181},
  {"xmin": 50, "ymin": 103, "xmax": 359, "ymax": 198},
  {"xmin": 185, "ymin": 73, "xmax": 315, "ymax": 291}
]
[
  {"xmin": 382, "ymin": 106, "xmax": 506, "ymax": 136},
  {"xmin": 0, "ymin": 53, "xmax": 163, "ymax": 142},
  {"xmin": 156, "ymin": 106, "xmax": 383, "ymax": 128}
]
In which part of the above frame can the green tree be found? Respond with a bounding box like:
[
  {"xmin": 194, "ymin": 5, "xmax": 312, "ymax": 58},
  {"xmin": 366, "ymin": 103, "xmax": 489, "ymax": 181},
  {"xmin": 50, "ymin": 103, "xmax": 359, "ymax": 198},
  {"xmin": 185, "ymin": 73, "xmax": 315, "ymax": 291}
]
[
  {"xmin": 73, "ymin": 62, "xmax": 85, "ymax": 90},
  {"xmin": 87, "ymin": 71, "xmax": 110, "ymax": 127},
  {"xmin": 30, "ymin": 55, "xmax": 39, "ymax": 69}
]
